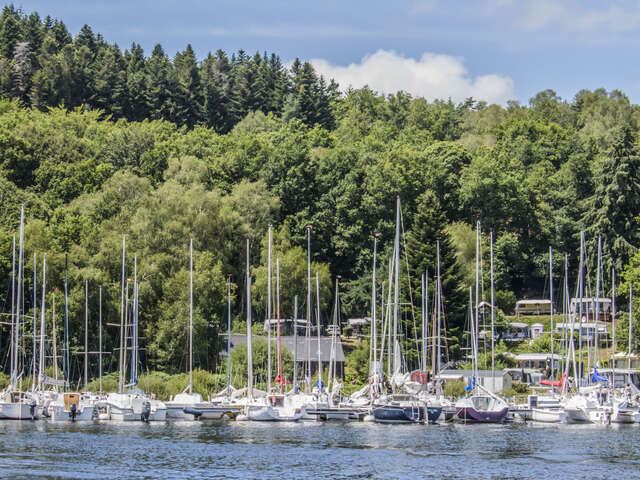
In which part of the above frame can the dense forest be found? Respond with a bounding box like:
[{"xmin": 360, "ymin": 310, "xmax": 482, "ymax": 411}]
[{"xmin": 0, "ymin": 6, "xmax": 639, "ymax": 385}]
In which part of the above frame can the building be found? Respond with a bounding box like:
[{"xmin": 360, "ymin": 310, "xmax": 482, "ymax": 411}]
[
  {"xmin": 224, "ymin": 334, "xmax": 345, "ymax": 379},
  {"xmin": 613, "ymin": 352, "xmax": 640, "ymax": 370},
  {"xmin": 438, "ymin": 369, "xmax": 512, "ymax": 394},
  {"xmin": 531, "ymin": 323, "xmax": 544, "ymax": 339},
  {"xmin": 555, "ymin": 322, "xmax": 609, "ymax": 345},
  {"xmin": 508, "ymin": 353, "xmax": 562, "ymax": 370},
  {"xmin": 570, "ymin": 297, "xmax": 612, "ymax": 321},
  {"xmin": 515, "ymin": 299, "xmax": 551, "ymax": 317},
  {"xmin": 264, "ymin": 318, "xmax": 309, "ymax": 336},
  {"xmin": 501, "ymin": 322, "xmax": 531, "ymax": 342}
]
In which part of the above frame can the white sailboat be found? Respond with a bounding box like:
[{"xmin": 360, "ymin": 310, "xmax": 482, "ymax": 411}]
[
  {"xmin": 239, "ymin": 238, "xmax": 304, "ymax": 422},
  {"xmin": 0, "ymin": 208, "xmax": 39, "ymax": 420}
]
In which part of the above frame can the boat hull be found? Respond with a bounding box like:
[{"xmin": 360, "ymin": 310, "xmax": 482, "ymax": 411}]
[
  {"xmin": 456, "ymin": 406, "xmax": 508, "ymax": 423},
  {"xmin": 373, "ymin": 404, "xmax": 441, "ymax": 423},
  {"xmin": 530, "ymin": 408, "xmax": 566, "ymax": 423},
  {"xmin": 49, "ymin": 405, "xmax": 95, "ymax": 422},
  {"xmin": 0, "ymin": 402, "xmax": 37, "ymax": 420},
  {"xmin": 246, "ymin": 405, "xmax": 304, "ymax": 422}
]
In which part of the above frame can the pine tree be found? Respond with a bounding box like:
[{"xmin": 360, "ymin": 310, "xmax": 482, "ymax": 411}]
[
  {"xmin": 145, "ymin": 44, "xmax": 175, "ymax": 122},
  {"xmin": 173, "ymin": 44, "xmax": 202, "ymax": 128},
  {"xmin": 0, "ymin": 6, "xmax": 20, "ymax": 59},
  {"xmin": 124, "ymin": 43, "xmax": 147, "ymax": 121},
  {"xmin": 584, "ymin": 125, "xmax": 640, "ymax": 272}
]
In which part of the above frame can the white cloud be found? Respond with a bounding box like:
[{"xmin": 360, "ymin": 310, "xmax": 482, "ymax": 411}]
[{"xmin": 311, "ymin": 50, "xmax": 515, "ymax": 105}]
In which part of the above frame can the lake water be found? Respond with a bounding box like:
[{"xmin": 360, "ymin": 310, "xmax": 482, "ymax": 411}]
[{"xmin": 2, "ymin": 421, "xmax": 640, "ymax": 479}]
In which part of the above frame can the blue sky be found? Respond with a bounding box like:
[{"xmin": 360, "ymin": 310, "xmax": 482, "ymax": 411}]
[{"xmin": 15, "ymin": 0, "xmax": 640, "ymax": 105}]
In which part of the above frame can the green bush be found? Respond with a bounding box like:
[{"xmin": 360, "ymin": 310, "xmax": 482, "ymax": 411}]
[{"xmin": 444, "ymin": 379, "xmax": 466, "ymax": 398}]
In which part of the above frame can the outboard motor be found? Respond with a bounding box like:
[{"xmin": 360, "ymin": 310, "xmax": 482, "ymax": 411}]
[
  {"xmin": 29, "ymin": 400, "xmax": 37, "ymax": 420},
  {"xmin": 69, "ymin": 402, "xmax": 78, "ymax": 422},
  {"xmin": 141, "ymin": 401, "xmax": 151, "ymax": 423}
]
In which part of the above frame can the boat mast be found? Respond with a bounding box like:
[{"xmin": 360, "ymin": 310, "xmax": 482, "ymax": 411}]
[
  {"xmin": 549, "ymin": 246, "xmax": 554, "ymax": 395},
  {"xmin": 392, "ymin": 196, "xmax": 400, "ymax": 376},
  {"xmin": 84, "ymin": 279, "xmax": 88, "ymax": 392},
  {"xmin": 475, "ymin": 220, "xmax": 480, "ymax": 377},
  {"xmin": 132, "ymin": 256, "xmax": 138, "ymax": 386},
  {"xmin": 371, "ymin": 233, "xmax": 378, "ymax": 377},
  {"xmin": 422, "ymin": 272, "xmax": 427, "ymax": 375},
  {"xmin": 31, "ymin": 254, "xmax": 36, "ymax": 392},
  {"xmin": 38, "ymin": 255, "xmax": 46, "ymax": 391},
  {"xmin": 246, "ymin": 239, "xmax": 253, "ymax": 401},
  {"xmin": 628, "ymin": 285, "xmax": 633, "ymax": 370},
  {"xmin": 578, "ymin": 232, "xmax": 584, "ymax": 387},
  {"xmin": 436, "ymin": 240, "xmax": 442, "ymax": 375},
  {"xmin": 316, "ymin": 271, "xmax": 321, "ymax": 388},
  {"xmin": 189, "ymin": 240, "xmax": 193, "ymax": 394},
  {"xmin": 13, "ymin": 207, "xmax": 24, "ymax": 389},
  {"xmin": 491, "ymin": 233, "xmax": 495, "ymax": 393},
  {"xmin": 226, "ymin": 274, "xmax": 232, "ymax": 398},
  {"xmin": 52, "ymin": 290, "xmax": 58, "ymax": 388},
  {"xmin": 329, "ymin": 276, "xmax": 339, "ymax": 393},
  {"xmin": 611, "ymin": 270, "xmax": 616, "ymax": 378},
  {"xmin": 99, "ymin": 285, "xmax": 102, "ymax": 394},
  {"xmin": 469, "ymin": 286, "xmax": 477, "ymax": 384},
  {"xmin": 63, "ymin": 253, "xmax": 69, "ymax": 389},
  {"xmin": 293, "ymin": 295, "xmax": 298, "ymax": 390},
  {"xmin": 276, "ymin": 257, "xmax": 283, "ymax": 393},
  {"xmin": 594, "ymin": 236, "xmax": 602, "ymax": 369},
  {"xmin": 118, "ymin": 236, "xmax": 125, "ymax": 393},
  {"xmin": 9, "ymin": 235, "xmax": 14, "ymax": 386},
  {"xmin": 267, "ymin": 225, "xmax": 272, "ymax": 394},
  {"xmin": 306, "ymin": 225, "xmax": 312, "ymax": 391}
]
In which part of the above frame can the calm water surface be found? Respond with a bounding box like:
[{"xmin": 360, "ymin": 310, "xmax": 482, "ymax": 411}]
[{"xmin": 1, "ymin": 421, "xmax": 639, "ymax": 479}]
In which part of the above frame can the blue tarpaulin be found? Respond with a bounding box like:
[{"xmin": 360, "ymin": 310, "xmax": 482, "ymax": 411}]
[
  {"xmin": 591, "ymin": 368, "xmax": 607, "ymax": 383},
  {"xmin": 464, "ymin": 376, "xmax": 476, "ymax": 391}
]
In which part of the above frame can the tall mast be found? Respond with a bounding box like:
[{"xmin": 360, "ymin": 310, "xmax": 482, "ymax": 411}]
[
  {"xmin": 189, "ymin": 240, "xmax": 193, "ymax": 394},
  {"xmin": 84, "ymin": 279, "xmax": 88, "ymax": 392},
  {"xmin": 469, "ymin": 286, "xmax": 477, "ymax": 383},
  {"xmin": 267, "ymin": 225, "xmax": 272, "ymax": 394},
  {"xmin": 578, "ymin": 232, "xmax": 584, "ymax": 386},
  {"xmin": 32, "ymin": 254, "xmax": 36, "ymax": 391},
  {"xmin": 316, "ymin": 271, "xmax": 321, "ymax": 388},
  {"xmin": 9, "ymin": 235, "xmax": 15, "ymax": 385},
  {"xmin": 611, "ymin": 270, "xmax": 616, "ymax": 377},
  {"xmin": 246, "ymin": 239, "xmax": 253, "ymax": 401},
  {"xmin": 52, "ymin": 290, "xmax": 58, "ymax": 388},
  {"xmin": 99, "ymin": 285, "xmax": 102, "ymax": 394},
  {"xmin": 549, "ymin": 246, "xmax": 554, "ymax": 394},
  {"xmin": 594, "ymin": 236, "xmax": 602, "ymax": 368},
  {"xmin": 226, "ymin": 274, "xmax": 232, "ymax": 398},
  {"xmin": 306, "ymin": 225, "xmax": 312, "ymax": 390},
  {"xmin": 386, "ymin": 255, "xmax": 393, "ymax": 378},
  {"xmin": 371, "ymin": 233, "xmax": 378, "ymax": 376},
  {"xmin": 118, "ymin": 236, "xmax": 125, "ymax": 393},
  {"xmin": 436, "ymin": 240, "xmax": 442, "ymax": 374},
  {"xmin": 13, "ymin": 206, "xmax": 24, "ymax": 388},
  {"xmin": 475, "ymin": 220, "xmax": 480, "ymax": 373},
  {"xmin": 392, "ymin": 196, "xmax": 400, "ymax": 375},
  {"xmin": 38, "ymin": 255, "xmax": 46, "ymax": 391},
  {"xmin": 422, "ymin": 272, "xmax": 426, "ymax": 374},
  {"xmin": 63, "ymin": 253, "xmax": 69, "ymax": 387},
  {"xmin": 629, "ymin": 285, "xmax": 633, "ymax": 370},
  {"xmin": 329, "ymin": 276, "xmax": 339, "ymax": 393},
  {"xmin": 293, "ymin": 295, "xmax": 298, "ymax": 389},
  {"xmin": 132, "ymin": 256, "xmax": 138, "ymax": 385},
  {"xmin": 276, "ymin": 257, "xmax": 283, "ymax": 393},
  {"xmin": 491, "ymin": 233, "xmax": 495, "ymax": 392}
]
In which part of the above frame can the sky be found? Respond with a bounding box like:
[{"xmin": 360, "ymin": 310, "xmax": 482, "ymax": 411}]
[{"xmin": 14, "ymin": 0, "xmax": 640, "ymax": 105}]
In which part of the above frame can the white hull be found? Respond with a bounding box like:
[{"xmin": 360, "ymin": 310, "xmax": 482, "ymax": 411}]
[
  {"xmin": 564, "ymin": 408, "xmax": 591, "ymax": 423},
  {"xmin": 611, "ymin": 408, "xmax": 640, "ymax": 424},
  {"xmin": 530, "ymin": 408, "xmax": 566, "ymax": 423},
  {"xmin": 0, "ymin": 402, "xmax": 37, "ymax": 420},
  {"xmin": 246, "ymin": 405, "xmax": 304, "ymax": 421},
  {"xmin": 49, "ymin": 405, "xmax": 95, "ymax": 422}
]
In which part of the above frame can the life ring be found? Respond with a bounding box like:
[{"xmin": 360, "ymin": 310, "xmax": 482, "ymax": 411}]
[{"xmin": 410, "ymin": 370, "xmax": 427, "ymax": 385}]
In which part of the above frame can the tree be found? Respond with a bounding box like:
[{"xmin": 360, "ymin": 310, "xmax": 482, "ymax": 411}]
[
  {"xmin": 406, "ymin": 190, "xmax": 467, "ymax": 359},
  {"xmin": 584, "ymin": 125, "xmax": 640, "ymax": 273}
]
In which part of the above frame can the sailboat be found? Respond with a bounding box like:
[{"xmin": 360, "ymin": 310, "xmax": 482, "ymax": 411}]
[
  {"xmin": 166, "ymin": 240, "xmax": 234, "ymax": 420},
  {"xmin": 455, "ymin": 222, "xmax": 508, "ymax": 423},
  {"xmin": 97, "ymin": 243, "xmax": 167, "ymax": 422},
  {"xmin": 0, "ymin": 208, "xmax": 39, "ymax": 420},
  {"xmin": 239, "ymin": 239, "xmax": 304, "ymax": 422},
  {"xmin": 372, "ymin": 197, "xmax": 442, "ymax": 424}
]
